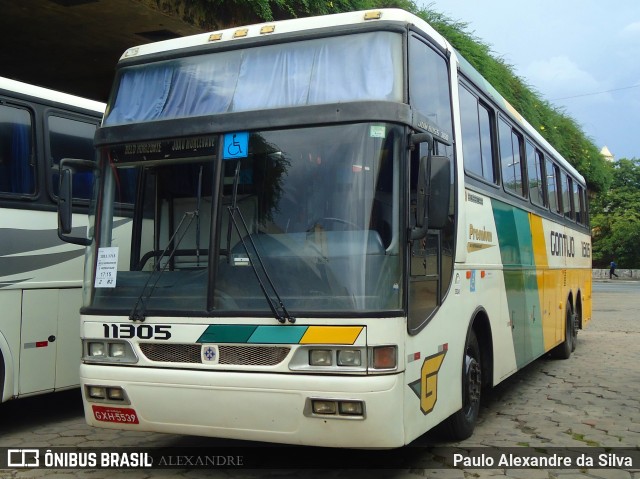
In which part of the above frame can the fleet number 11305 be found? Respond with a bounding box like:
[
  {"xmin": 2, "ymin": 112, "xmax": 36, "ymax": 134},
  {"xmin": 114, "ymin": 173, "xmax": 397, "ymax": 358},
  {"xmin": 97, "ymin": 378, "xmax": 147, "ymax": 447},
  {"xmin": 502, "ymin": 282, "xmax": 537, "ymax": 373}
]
[{"xmin": 103, "ymin": 323, "xmax": 172, "ymax": 340}]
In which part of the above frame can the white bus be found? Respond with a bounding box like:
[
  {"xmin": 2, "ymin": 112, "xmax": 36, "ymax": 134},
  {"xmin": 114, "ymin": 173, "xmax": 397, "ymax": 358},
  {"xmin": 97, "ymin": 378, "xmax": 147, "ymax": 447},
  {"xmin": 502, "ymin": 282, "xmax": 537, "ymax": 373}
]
[
  {"xmin": 0, "ymin": 77, "xmax": 109, "ymax": 402},
  {"xmin": 58, "ymin": 9, "xmax": 591, "ymax": 447}
]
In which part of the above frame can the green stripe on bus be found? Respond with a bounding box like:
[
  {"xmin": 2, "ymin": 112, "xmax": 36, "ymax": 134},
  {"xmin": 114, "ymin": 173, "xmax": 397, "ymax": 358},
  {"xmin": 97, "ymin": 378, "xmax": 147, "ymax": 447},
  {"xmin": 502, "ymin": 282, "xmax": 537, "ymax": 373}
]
[
  {"xmin": 492, "ymin": 200, "xmax": 545, "ymax": 368},
  {"xmin": 198, "ymin": 325, "xmax": 258, "ymax": 343},
  {"xmin": 197, "ymin": 324, "xmax": 309, "ymax": 344},
  {"xmin": 247, "ymin": 325, "xmax": 308, "ymax": 344}
]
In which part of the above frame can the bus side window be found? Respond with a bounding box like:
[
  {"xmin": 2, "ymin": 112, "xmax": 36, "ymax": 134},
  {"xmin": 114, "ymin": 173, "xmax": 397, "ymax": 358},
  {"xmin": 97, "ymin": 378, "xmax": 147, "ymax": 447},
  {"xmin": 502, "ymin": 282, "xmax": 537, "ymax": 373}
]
[
  {"xmin": 459, "ymin": 85, "xmax": 495, "ymax": 183},
  {"xmin": 498, "ymin": 118, "xmax": 524, "ymax": 197},
  {"xmin": 574, "ymin": 182, "xmax": 583, "ymax": 224},
  {"xmin": 48, "ymin": 115, "xmax": 97, "ymax": 201},
  {"xmin": 546, "ymin": 158, "xmax": 560, "ymax": 214},
  {"xmin": 0, "ymin": 104, "xmax": 35, "ymax": 196},
  {"xmin": 561, "ymin": 171, "xmax": 573, "ymax": 220},
  {"xmin": 409, "ymin": 35, "xmax": 453, "ymax": 139},
  {"xmin": 526, "ymin": 142, "xmax": 546, "ymax": 207}
]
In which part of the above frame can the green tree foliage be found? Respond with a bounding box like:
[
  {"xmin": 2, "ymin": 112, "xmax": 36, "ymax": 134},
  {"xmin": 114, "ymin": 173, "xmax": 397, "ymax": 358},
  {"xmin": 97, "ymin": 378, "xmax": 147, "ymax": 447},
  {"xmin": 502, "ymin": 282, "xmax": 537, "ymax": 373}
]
[
  {"xmin": 412, "ymin": 4, "xmax": 610, "ymax": 193},
  {"xmin": 159, "ymin": 0, "xmax": 611, "ymax": 192},
  {"xmin": 591, "ymin": 159, "xmax": 640, "ymax": 268}
]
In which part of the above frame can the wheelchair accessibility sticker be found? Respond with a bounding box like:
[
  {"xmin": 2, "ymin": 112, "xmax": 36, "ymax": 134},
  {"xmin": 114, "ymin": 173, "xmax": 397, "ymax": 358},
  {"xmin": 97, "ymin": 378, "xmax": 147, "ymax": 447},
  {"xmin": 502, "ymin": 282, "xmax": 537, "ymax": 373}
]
[{"xmin": 223, "ymin": 132, "xmax": 249, "ymax": 159}]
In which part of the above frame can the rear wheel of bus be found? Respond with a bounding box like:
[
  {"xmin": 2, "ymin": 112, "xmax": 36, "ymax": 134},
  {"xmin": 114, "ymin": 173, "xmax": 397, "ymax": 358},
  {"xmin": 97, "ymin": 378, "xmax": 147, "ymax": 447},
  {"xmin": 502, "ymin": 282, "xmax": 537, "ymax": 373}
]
[{"xmin": 550, "ymin": 300, "xmax": 575, "ymax": 359}]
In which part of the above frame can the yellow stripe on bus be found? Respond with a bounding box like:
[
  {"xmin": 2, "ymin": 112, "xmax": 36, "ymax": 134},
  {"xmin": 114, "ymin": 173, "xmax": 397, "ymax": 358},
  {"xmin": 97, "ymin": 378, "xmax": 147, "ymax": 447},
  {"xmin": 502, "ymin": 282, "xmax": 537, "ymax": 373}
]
[
  {"xmin": 299, "ymin": 326, "xmax": 364, "ymax": 345},
  {"xmin": 529, "ymin": 213, "xmax": 548, "ymax": 269},
  {"xmin": 529, "ymin": 213, "xmax": 557, "ymax": 351}
]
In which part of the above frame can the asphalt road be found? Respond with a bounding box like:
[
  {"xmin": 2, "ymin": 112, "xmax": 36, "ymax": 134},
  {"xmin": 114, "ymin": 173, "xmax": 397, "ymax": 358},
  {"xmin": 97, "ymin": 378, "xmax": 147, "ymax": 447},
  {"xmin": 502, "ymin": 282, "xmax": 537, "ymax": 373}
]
[{"xmin": 1, "ymin": 281, "xmax": 638, "ymax": 478}]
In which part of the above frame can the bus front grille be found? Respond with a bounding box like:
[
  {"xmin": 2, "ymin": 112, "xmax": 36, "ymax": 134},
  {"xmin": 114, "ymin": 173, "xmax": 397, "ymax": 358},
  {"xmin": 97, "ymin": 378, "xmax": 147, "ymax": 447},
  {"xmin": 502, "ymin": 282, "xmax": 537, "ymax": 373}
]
[{"xmin": 139, "ymin": 343, "xmax": 291, "ymax": 366}]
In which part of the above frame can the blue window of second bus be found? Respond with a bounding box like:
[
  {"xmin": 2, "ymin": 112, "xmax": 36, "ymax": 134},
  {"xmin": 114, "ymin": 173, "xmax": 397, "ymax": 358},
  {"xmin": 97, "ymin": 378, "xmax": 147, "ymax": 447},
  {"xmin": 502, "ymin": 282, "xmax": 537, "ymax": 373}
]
[
  {"xmin": 0, "ymin": 103, "xmax": 35, "ymax": 196},
  {"xmin": 48, "ymin": 115, "xmax": 98, "ymax": 201}
]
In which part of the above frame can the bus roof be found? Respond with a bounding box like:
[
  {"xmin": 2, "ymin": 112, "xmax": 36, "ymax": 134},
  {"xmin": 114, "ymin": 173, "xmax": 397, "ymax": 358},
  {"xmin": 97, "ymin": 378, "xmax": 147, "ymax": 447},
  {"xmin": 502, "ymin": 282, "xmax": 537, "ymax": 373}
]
[
  {"xmin": 117, "ymin": 9, "xmax": 449, "ymax": 60},
  {"xmin": 114, "ymin": 8, "xmax": 584, "ymax": 185},
  {"xmin": 0, "ymin": 76, "xmax": 105, "ymax": 114}
]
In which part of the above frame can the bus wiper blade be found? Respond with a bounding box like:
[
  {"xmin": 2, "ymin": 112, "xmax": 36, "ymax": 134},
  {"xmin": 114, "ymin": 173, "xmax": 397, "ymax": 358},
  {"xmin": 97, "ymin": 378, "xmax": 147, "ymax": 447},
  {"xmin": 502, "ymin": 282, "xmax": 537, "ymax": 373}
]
[
  {"xmin": 130, "ymin": 165, "xmax": 205, "ymax": 321},
  {"xmin": 129, "ymin": 210, "xmax": 197, "ymax": 322},
  {"xmin": 228, "ymin": 207, "xmax": 296, "ymax": 324},
  {"xmin": 227, "ymin": 162, "xmax": 295, "ymax": 324}
]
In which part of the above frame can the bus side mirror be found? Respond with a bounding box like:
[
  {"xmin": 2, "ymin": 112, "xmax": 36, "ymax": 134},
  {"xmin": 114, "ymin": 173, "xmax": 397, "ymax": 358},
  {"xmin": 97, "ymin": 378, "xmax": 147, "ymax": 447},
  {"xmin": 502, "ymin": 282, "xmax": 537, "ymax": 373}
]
[
  {"xmin": 57, "ymin": 158, "xmax": 95, "ymax": 246},
  {"xmin": 411, "ymin": 154, "xmax": 451, "ymax": 240},
  {"xmin": 427, "ymin": 155, "xmax": 451, "ymax": 230}
]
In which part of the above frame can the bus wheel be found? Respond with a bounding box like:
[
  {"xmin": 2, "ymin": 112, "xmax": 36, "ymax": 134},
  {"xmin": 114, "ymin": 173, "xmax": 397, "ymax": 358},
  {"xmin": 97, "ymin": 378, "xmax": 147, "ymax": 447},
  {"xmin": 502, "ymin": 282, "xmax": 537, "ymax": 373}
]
[
  {"xmin": 551, "ymin": 301, "xmax": 574, "ymax": 359},
  {"xmin": 572, "ymin": 297, "xmax": 581, "ymax": 352},
  {"xmin": 441, "ymin": 329, "xmax": 482, "ymax": 440}
]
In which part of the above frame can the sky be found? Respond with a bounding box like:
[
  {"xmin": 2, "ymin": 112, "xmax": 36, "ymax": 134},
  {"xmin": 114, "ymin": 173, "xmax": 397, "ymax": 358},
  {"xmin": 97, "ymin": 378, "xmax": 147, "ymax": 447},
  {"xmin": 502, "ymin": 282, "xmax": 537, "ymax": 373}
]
[{"xmin": 422, "ymin": 0, "xmax": 640, "ymax": 160}]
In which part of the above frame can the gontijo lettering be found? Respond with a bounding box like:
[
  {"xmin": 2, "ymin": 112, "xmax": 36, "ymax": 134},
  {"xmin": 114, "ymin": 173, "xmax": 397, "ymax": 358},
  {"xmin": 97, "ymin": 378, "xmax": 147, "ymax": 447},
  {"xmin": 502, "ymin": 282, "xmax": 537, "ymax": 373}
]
[{"xmin": 550, "ymin": 230, "xmax": 575, "ymax": 257}]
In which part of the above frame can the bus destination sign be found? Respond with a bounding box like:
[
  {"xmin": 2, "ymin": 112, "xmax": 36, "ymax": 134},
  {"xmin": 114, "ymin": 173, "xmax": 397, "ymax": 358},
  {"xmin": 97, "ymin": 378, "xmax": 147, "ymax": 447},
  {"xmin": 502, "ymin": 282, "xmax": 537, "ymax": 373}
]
[{"xmin": 110, "ymin": 136, "xmax": 217, "ymax": 163}]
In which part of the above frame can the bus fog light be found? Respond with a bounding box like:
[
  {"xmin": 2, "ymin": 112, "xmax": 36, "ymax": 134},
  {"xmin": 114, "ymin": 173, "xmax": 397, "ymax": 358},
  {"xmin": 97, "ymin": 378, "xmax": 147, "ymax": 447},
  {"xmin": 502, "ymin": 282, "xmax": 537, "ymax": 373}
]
[
  {"xmin": 88, "ymin": 342, "xmax": 105, "ymax": 357},
  {"xmin": 337, "ymin": 349, "xmax": 361, "ymax": 366},
  {"xmin": 339, "ymin": 401, "xmax": 363, "ymax": 416},
  {"xmin": 87, "ymin": 386, "xmax": 106, "ymax": 399},
  {"xmin": 371, "ymin": 345, "xmax": 397, "ymax": 369},
  {"xmin": 107, "ymin": 387, "xmax": 125, "ymax": 401},
  {"xmin": 309, "ymin": 349, "xmax": 332, "ymax": 366},
  {"xmin": 312, "ymin": 400, "xmax": 337, "ymax": 415}
]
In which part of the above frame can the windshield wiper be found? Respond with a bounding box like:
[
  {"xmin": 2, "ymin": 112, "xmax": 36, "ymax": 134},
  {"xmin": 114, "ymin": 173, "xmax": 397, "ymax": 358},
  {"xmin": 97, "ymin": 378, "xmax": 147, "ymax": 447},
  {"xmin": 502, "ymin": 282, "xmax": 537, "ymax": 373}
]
[
  {"xmin": 130, "ymin": 167, "xmax": 204, "ymax": 322},
  {"xmin": 227, "ymin": 161, "xmax": 295, "ymax": 324},
  {"xmin": 129, "ymin": 210, "xmax": 197, "ymax": 322}
]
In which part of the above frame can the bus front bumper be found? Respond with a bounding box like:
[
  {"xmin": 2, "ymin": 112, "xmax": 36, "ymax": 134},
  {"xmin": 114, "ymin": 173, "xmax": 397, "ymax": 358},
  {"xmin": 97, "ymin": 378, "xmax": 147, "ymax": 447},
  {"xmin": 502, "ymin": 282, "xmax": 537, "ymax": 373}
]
[{"xmin": 81, "ymin": 364, "xmax": 406, "ymax": 448}]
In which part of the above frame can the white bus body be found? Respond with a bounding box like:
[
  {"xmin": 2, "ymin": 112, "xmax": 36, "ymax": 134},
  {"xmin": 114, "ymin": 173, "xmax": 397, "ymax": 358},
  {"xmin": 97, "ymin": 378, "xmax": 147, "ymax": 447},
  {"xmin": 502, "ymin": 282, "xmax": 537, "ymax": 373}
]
[
  {"xmin": 0, "ymin": 77, "xmax": 131, "ymax": 402},
  {"xmin": 65, "ymin": 9, "xmax": 591, "ymax": 447}
]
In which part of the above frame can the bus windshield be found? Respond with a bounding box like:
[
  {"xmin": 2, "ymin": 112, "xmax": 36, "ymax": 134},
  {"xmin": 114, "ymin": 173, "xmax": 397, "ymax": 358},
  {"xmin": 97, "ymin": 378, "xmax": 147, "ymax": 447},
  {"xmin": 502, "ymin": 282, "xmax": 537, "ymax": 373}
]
[
  {"xmin": 90, "ymin": 122, "xmax": 403, "ymax": 316},
  {"xmin": 103, "ymin": 31, "xmax": 403, "ymax": 125}
]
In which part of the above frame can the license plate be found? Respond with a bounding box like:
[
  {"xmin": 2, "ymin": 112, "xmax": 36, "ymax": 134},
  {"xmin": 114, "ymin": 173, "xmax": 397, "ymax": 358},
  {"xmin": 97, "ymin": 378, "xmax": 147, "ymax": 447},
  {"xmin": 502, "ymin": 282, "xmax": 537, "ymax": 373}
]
[{"xmin": 92, "ymin": 405, "xmax": 139, "ymax": 424}]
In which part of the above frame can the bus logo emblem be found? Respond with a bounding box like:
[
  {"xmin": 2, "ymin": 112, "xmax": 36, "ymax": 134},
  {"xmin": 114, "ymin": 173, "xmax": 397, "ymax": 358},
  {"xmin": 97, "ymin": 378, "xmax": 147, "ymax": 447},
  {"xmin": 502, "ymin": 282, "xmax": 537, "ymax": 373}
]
[
  {"xmin": 408, "ymin": 347, "xmax": 447, "ymax": 415},
  {"xmin": 201, "ymin": 345, "xmax": 219, "ymax": 364}
]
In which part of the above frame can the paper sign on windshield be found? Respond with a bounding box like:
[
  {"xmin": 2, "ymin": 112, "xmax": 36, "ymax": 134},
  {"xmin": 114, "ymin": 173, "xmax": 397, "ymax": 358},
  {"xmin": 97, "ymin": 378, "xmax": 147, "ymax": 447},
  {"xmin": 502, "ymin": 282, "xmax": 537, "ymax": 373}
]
[{"xmin": 95, "ymin": 247, "xmax": 119, "ymax": 288}]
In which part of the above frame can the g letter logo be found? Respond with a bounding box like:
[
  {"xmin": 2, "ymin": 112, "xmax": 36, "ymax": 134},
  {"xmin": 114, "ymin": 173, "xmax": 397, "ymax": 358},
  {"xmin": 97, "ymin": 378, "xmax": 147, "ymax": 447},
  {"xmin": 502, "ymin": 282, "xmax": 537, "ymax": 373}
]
[{"xmin": 420, "ymin": 350, "xmax": 447, "ymax": 414}]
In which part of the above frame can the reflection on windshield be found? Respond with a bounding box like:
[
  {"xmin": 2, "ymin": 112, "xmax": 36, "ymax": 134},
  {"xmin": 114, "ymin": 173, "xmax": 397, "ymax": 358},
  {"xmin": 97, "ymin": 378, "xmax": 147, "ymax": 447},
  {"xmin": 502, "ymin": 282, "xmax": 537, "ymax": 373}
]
[{"xmin": 91, "ymin": 123, "xmax": 403, "ymax": 315}]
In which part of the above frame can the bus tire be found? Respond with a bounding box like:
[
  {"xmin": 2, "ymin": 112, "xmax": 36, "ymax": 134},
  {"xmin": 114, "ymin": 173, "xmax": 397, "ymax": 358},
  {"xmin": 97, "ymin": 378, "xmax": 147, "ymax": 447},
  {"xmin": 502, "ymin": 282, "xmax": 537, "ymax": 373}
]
[
  {"xmin": 441, "ymin": 329, "xmax": 482, "ymax": 440},
  {"xmin": 550, "ymin": 300, "xmax": 574, "ymax": 359},
  {"xmin": 572, "ymin": 296, "xmax": 581, "ymax": 352}
]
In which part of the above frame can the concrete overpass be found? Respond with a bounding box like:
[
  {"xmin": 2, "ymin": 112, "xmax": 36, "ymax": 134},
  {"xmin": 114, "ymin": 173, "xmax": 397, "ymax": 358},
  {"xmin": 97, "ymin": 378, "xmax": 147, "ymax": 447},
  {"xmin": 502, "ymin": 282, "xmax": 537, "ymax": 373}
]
[{"xmin": 0, "ymin": 0, "xmax": 210, "ymax": 102}]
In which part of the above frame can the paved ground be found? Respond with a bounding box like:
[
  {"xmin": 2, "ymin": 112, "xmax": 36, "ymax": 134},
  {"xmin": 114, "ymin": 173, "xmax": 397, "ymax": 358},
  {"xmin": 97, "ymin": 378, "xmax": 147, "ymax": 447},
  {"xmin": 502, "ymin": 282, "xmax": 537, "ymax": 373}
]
[{"xmin": 1, "ymin": 281, "xmax": 639, "ymax": 478}]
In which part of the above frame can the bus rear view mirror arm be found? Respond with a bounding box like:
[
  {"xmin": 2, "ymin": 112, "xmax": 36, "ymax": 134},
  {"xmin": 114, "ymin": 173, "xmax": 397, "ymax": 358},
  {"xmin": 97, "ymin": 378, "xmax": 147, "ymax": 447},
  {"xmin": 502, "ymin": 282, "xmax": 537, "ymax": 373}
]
[{"xmin": 58, "ymin": 158, "xmax": 96, "ymax": 246}]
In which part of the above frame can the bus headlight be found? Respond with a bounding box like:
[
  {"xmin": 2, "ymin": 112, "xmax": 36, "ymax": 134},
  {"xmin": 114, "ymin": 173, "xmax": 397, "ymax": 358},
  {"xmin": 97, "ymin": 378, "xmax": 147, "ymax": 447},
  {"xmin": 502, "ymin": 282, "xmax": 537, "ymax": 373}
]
[
  {"xmin": 290, "ymin": 345, "xmax": 393, "ymax": 373},
  {"xmin": 337, "ymin": 349, "xmax": 361, "ymax": 367},
  {"xmin": 309, "ymin": 349, "xmax": 332, "ymax": 366},
  {"xmin": 83, "ymin": 340, "xmax": 138, "ymax": 364}
]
